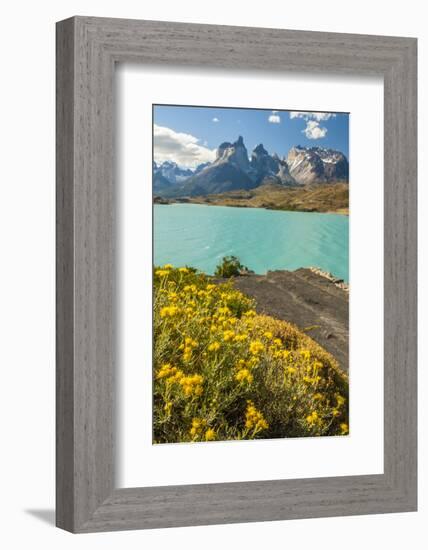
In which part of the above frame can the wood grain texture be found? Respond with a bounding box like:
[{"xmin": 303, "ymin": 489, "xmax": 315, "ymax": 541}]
[
  {"xmin": 56, "ymin": 16, "xmax": 417, "ymax": 533},
  {"xmin": 56, "ymin": 18, "xmax": 75, "ymax": 532}
]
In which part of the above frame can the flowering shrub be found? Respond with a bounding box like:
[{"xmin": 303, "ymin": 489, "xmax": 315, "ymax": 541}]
[{"xmin": 153, "ymin": 265, "xmax": 349, "ymax": 443}]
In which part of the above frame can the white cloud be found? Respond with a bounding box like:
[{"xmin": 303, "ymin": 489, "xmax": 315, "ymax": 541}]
[
  {"xmin": 289, "ymin": 111, "xmax": 333, "ymax": 140},
  {"xmin": 268, "ymin": 112, "xmax": 281, "ymax": 123},
  {"xmin": 289, "ymin": 111, "xmax": 336, "ymax": 122},
  {"xmin": 153, "ymin": 124, "xmax": 216, "ymax": 168},
  {"xmin": 212, "ymin": 117, "xmax": 219, "ymax": 122},
  {"xmin": 302, "ymin": 120, "xmax": 328, "ymax": 139}
]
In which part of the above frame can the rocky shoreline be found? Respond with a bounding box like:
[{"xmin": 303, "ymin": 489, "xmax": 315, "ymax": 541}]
[
  {"xmin": 224, "ymin": 268, "xmax": 349, "ymax": 371},
  {"xmin": 308, "ymin": 266, "xmax": 349, "ymax": 292}
]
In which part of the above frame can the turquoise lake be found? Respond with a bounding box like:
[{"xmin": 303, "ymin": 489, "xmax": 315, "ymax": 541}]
[{"xmin": 154, "ymin": 204, "xmax": 349, "ymax": 283}]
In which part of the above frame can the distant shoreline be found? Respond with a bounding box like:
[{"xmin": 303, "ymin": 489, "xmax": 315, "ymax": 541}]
[
  {"xmin": 155, "ymin": 200, "xmax": 349, "ymax": 216},
  {"xmin": 154, "ymin": 183, "xmax": 349, "ymax": 215}
]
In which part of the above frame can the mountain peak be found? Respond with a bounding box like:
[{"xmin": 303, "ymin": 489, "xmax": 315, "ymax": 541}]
[
  {"xmin": 153, "ymin": 137, "xmax": 348, "ymax": 197},
  {"xmin": 253, "ymin": 143, "xmax": 268, "ymax": 156},
  {"xmin": 249, "ymin": 143, "xmax": 295, "ymax": 186},
  {"xmin": 287, "ymin": 146, "xmax": 348, "ymax": 184},
  {"xmin": 216, "ymin": 136, "xmax": 250, "ymax": 172}
]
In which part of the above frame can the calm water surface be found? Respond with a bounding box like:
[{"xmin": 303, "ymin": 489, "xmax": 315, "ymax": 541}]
[{"xmin": 154, "ymin": 204, "xmax": 349, "ymax": 283}]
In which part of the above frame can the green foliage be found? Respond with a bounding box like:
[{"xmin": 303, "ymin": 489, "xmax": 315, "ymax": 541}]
[{"xmin": 214, "ymin": 255, "xmax": 248, "ymax": 278}]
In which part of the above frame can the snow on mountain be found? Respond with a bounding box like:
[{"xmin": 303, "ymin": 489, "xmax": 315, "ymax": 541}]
[
  {"xmin": 153, "ymin": 139, "xmax": 348, "ymax": 197},
  {"xmin": 287, "ymin": 146, "xmax": 349, "ymax": 185}
]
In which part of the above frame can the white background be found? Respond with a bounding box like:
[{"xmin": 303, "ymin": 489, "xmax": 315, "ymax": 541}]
[
  {"xmin": 118, "ymin": 66, "xmax": 384, "ymax": 487},
  {"xmin": 0, "ymin": 1, "xmax": 425, "ymax": 549}
]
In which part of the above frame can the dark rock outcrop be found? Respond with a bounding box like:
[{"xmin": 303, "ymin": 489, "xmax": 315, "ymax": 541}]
[
  {"xmin": 231, "ymin": 268, "xmax": 349, "ymax": 370},
  {"xmin": 250, "ymin": 144, "xmax": 297, "ymax": 186}
]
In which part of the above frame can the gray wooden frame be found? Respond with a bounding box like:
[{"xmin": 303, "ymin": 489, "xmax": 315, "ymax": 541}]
[{"xmin": 56, "ymin": 16, "xmax": 417, "ymax": 533}]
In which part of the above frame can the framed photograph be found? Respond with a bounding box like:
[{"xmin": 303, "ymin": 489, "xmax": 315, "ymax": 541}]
[
  {"xmin": 151, "ymin": 103, "xmax": 350, "ymax": 448},
  {"xmin": 56, "ymin": 16, "xmax": 417, "ymax": 532}
]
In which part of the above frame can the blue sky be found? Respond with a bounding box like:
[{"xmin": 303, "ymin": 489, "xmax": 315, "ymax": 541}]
[{"xmin": 153, "ymin": 105, "xmax": 349, "ymax": 169}]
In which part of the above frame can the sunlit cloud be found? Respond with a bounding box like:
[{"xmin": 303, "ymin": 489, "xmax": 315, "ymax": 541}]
[
  {"xmin": 268, "ymin": 110, "xmax": 281, "ymax": 124},
  {"xmin": 153, "ymin": 124, "xmax": 216, "ymax": 168},
  {"xmin": 289, "ymin": 111, "xmax": 333, "ymax": 140},
  {"xmin": 302, "ymin": 120, "xmax": 328, "ymax": 139},
  {"xmin": 289, "ymin": 111, "xmax": 336, "ymax": 122}
]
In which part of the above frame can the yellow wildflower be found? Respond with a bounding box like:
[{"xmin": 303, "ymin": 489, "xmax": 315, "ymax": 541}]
[
  {"xmin": 185, "ymin": 337, "xmax": 198, "ymax": 348},
  {"xmin": 300, "ymin": 350, "xmax": 311, "ymax": 361},
  {"xmin": 235, "ymin": 368, "xmax": 254, "ymax": 384},
  {"xmin": 263, "ymin": 331, "xmax": 273, "ymax": 340},
  {"xmin": 306, "ymin": 411, "xmax": 321, "ymax": 426},
  {"xmin": 205, "ymin": 428, "xmax": 216, "ymax": 441},
  {"xmin": 194, "ymin": 384, "xmax": 203, "ymax": 396},
  {"xmin": 245, "ymin": 401, "xmax": 268, "ymax": 432},
  {"xmin": 340, "ymin": 423, "xmax": 349, "ymax": 435},
  {"xmin": 163, "ymin": 264, "xmax": 174, "ymax": 269},
  {"xmin": 336, "ymin": 394, "xmax": 346, "ymax": 407},
  {"xmin": 223, "ymin": 330, "xmax": 235, "ymax": 342},
  {"xmin": 156, "ymin": 363, "xmax": 176, "ymax": 379},
  {"xmin": 249, "ymin": 340, "xmax": 264, "ymax": 355},
  {"xmin": 167, "ymin": 369, "xmax": 184, "ymax": 384},
  {"xmin": 189, "ymin": 417, "xmax": 207, "ymax": 437},
  {"xmin": 248, "ymin": 356, "xmax": 260, "ymax": 367},
  {"xmin": 183, "ymin": 284, "xmax": 197, "ymax": 293},
  {"xmin": 155, "ymin": 269, "xmax": 169, "ymax": 277},
  {"xmin": 191, "ymin": 418, "xmax": 203, "ymax": 429},
  {"xmin": 160, "ymin": 305, "xmax": 179, "ymax": 318},
  {"xmin": 168, "ymin": 291, "xmax": 178, "ymax": 302},
  {"xmin": 178, "ymin": 267, "xmax": 189, "ymax": 273},
  {"xmin": 183, "ymin": 348, "xmax": 192, "ymax": 362},
  {"xmin": 208, "ymin": 341, "xmax": 221, "ymax": 352},
  {"xmin": 180, "ymin": 374, "xmax": 204, "ymax": 397},
  {"xmin": 243, "ymin": 310, "xmax": 256, "ymax": 318}
]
